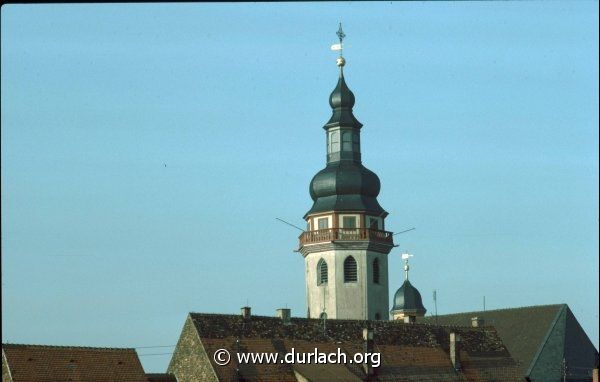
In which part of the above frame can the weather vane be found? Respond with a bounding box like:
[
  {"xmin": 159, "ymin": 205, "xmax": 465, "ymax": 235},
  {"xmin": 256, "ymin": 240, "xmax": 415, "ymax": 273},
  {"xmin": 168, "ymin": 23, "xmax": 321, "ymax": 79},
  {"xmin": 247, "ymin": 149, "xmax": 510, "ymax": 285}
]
[
  {"xmin": 331, "ymin": 22, "xmax": 346, "ymax": 67},
  {"xmin": 401, "ymin": 253, "xmax": 414, "ymax": 281}
]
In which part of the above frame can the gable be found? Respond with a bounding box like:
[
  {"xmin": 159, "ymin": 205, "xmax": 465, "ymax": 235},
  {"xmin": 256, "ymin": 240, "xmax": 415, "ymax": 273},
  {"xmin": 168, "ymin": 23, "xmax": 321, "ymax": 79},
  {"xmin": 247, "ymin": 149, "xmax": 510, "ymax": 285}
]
[
  {"xmin": 167, "ymin": 315, "xmax": 219, "ymax": 382},
  {"xmin": 563, "ymin": 307, "xmax": 600, "ymax": 381},
  {"xmin": 527, "ymin": 306, "xmax": 566, "ymax": 381}
]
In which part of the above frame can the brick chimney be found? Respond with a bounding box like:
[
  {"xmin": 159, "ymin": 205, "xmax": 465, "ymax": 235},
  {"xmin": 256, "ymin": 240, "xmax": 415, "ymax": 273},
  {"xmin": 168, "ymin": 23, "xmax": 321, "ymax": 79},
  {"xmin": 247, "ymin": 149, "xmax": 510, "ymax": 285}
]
[
  {"xmin": 276, "ymin": 308, "xmax": 291, "ymax": 324},
  {"xmin": 450, "ymin": 332, "xmax": 461, "ymax": 371},
  {"xmin": 363, "ymin": 328, "xmax": 375, "ymax": 378}
]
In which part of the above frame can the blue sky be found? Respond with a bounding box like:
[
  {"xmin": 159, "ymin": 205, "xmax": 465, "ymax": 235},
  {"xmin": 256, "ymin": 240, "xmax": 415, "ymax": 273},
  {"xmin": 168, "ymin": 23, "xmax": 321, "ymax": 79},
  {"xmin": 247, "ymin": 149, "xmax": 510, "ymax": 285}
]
[{"xmin": 1, "ymin": 2, "xmax": 598, "ymax": 373}]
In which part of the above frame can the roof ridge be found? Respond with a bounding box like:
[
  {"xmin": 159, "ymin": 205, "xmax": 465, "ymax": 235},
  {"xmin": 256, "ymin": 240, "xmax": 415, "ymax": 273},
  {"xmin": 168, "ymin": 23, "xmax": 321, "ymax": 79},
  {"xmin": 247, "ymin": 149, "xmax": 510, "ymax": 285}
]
[
  {"xmin": 189, "ymin": 312, "xmax": 497, "ymax": 331},
  {"xmin": 431, "ymin": 303, "xmax": 566, "ymax": 316},
  {"xmin": 2, "ymin": 343, "xmax": 136, "ymax": 351}
]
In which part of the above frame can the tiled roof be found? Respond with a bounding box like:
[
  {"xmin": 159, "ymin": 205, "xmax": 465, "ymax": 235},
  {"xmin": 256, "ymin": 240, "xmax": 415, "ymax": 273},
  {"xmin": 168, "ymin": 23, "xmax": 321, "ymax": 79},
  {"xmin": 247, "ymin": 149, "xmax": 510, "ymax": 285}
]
[
  {"xmin": 2, "ymin": 343, "xmax": 148, "ymax": 382},
  {"xmin": 187, "ymin": 313, "xmax": 521, "ymax": 382},
  {"xmin": 421, "ymin": 304, "xmax": 565, "ymax": 376}
]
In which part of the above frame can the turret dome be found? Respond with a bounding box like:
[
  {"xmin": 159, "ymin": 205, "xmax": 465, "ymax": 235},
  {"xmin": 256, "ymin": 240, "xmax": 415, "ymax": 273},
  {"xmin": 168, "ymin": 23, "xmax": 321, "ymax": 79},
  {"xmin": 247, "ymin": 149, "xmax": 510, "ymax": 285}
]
[{"xmin": 390, "ymin": 280, "xmax": 427, "ymax": 316}]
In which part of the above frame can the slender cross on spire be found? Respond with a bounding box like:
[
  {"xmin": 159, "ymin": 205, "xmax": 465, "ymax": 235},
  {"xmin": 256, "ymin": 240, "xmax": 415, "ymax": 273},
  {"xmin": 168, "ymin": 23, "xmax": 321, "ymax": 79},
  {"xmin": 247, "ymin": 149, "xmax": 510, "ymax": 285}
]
[
  {"xmin": 336, "ymin": 23, "xmax": 345, "ymax": 44},
  {"xmin": 336, "ymin": 23, "xmax": 345, "ymax": 58},
  {"xmin": 332, "ymin": 23, "xmax": 347, "ymax": 67}
]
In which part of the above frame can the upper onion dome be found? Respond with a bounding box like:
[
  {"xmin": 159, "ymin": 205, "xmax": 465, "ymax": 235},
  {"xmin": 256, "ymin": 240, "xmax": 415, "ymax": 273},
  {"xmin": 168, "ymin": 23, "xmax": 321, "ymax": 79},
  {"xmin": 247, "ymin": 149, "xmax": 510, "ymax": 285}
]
[{"xmin": 329, "ymin": 71, "xmax": 356, "ymax": 109}]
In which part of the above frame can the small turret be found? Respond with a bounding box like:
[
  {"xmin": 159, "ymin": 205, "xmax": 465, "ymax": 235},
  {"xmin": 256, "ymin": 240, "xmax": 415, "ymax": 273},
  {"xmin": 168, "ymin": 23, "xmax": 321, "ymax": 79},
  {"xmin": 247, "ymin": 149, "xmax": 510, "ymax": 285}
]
[{"xmin": 391, "ymin": 253, "xmax": 427, "ymax": 323}]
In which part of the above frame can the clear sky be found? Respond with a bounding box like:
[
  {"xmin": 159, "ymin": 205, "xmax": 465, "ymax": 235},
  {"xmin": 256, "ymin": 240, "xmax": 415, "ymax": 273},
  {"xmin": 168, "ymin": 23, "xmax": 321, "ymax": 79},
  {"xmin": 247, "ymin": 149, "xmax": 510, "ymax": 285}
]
[{"xmin": 1, "ymin": 2, "xmax": 598, "ymax": 373}]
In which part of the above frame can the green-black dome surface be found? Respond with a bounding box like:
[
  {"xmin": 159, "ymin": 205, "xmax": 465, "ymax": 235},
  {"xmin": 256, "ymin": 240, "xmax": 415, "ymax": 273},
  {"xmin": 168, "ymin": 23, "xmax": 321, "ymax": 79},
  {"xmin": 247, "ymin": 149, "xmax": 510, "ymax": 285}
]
[
  {"xmin": 306, "ymin": 162, "xmax": 384, "ymax": 216},
  {"xmin": 305, "ymin": 64, "xmax": 386, "ymax": 218},
  {"xmin": 390, "ymin": 280, "xmax": 427, "ymax": 316},
  {"xmin": 324, "ymin": 70, "xmax": 363, "ymax": 130}
]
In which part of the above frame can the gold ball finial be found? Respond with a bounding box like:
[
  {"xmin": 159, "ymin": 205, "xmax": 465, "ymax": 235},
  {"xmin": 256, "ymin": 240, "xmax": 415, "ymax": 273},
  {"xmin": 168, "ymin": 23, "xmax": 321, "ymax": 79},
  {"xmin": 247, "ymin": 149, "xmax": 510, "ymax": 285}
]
[{"xmin": 336, "ymin": 57, "xmax": 346, "ymax": 67}]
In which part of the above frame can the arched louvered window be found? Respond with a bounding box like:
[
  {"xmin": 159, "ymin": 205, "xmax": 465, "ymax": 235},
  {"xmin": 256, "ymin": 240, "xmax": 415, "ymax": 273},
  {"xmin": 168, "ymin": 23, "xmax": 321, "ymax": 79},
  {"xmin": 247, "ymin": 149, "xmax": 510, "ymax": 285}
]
[
  {"xmin": 373, "ymin": 258, "xmax": 380, "ymax": 284},
  {"xmin": 344, "ymin": 256, "xmax": 358, "ymax": 283},
  {"xmin": 317, "ymin": 259, "xmax": 328, "ymax": 285}
]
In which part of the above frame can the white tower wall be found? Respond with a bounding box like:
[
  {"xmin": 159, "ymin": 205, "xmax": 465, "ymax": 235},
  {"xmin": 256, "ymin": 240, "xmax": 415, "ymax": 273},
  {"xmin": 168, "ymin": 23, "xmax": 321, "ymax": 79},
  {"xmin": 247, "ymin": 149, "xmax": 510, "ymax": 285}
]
[{"xmin": 304, "ymin": 249, "xmax": 389, "ymax": 320}]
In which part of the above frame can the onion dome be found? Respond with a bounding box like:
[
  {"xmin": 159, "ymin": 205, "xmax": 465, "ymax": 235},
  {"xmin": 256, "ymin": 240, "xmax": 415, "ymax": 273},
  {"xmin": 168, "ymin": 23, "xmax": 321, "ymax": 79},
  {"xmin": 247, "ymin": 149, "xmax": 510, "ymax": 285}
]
[
  {"xmin": 309, "ymin": 162, "xmax": 380, "ymax": 200},
  {"xmin": 390, "ymin": 280, "xmax": 427, "ymax": 316},
  {"xmin": 329, "ymin": 70, "xmax": 355, "ymax": 109},
  {"xmin": 324, "ymin": 69, "xmax": 363, "ymax": 130},
  {"xmin": 305, "ymin": 162, "xmax": 384, "ymax": 217}
]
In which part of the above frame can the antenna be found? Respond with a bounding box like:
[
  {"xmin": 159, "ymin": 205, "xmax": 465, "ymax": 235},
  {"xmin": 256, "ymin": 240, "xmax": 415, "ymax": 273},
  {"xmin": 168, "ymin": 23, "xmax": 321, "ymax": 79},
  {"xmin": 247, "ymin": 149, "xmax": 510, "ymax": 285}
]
[
  {"xmin": 483, "ymin": 296, "xmax": 486, "ymax": 312},
  {"xmin": 275, "ymin": 217, "xmax": 305, "ymax": 232},
  {"xmin": 393, "ymin": 227, "xmax": 415, "ymax": 236},
  {"xmin": 433, "ymin": 290, "xmax": 438, "ymax": 325}
]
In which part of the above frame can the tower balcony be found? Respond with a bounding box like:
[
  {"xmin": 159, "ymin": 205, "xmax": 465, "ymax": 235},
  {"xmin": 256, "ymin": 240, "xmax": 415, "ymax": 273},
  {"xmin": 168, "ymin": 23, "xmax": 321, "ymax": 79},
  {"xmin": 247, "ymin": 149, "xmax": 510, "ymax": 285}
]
[{"xmin": 299, "ymin": 228, "xmax": 394, "ymax": 246}]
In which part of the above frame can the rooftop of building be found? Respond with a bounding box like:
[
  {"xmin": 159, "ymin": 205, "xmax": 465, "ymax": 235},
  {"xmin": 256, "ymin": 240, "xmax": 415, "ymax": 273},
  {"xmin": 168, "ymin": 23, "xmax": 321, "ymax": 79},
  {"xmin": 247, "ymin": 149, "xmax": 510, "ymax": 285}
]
[
  {"xmin": 175, "ymin": 311, "xmax": 522, "ymax": 381},
  {"xmin": 2, "ymin": 343, "xmax": 148, "ymax": 382}
]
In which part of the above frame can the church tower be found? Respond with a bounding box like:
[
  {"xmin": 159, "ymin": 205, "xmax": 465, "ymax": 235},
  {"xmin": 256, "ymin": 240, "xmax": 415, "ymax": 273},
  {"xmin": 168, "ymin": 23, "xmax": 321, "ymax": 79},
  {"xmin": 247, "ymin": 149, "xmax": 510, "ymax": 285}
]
[{"xmin": 299, "ymin": 25, "xmax": 394, "ymax": 320}]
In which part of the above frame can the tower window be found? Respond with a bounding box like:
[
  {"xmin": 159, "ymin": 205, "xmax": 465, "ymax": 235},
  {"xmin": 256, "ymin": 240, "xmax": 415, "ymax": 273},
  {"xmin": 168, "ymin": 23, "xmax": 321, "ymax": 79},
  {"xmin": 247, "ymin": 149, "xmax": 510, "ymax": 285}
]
[
  {"xmin": 330, "ymin": 131, "xmax": 340, "ymax": 152},
  {"xmin": 373, "ymin": 258, "xmax": 380, "ymax": 284},
  {"xmin": 318, "ymin": 218, "xmax": 329, "ymax": 230},
  {"xmin": 317, "ymin": 259, "xmax": 328, "ymax": 285},
  {"xmin": 368, "ymin": 217, "xmax": 380, "ymax": 230},
  {"xmin": 353, "ymin": 133, "xmax": 360, "ymax": 152},
  {"xmin": 342, "ymin": 132, "xmax": 352, "ymax": 151},
  {"xmin": 344, "ymin": 256, "xmax": 358, "ymax": 283},
  {"xmin": 342, "ymin": 216, "xmax": 356, "ymax": 228}
]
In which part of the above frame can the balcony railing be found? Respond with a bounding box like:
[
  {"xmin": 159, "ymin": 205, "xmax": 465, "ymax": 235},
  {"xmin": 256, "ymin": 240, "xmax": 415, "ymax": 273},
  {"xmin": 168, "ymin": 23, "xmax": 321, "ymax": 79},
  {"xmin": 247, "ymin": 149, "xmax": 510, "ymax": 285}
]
[{"xmin": 299, "ymin": 228, "xmax": 394, "ymax": 246}]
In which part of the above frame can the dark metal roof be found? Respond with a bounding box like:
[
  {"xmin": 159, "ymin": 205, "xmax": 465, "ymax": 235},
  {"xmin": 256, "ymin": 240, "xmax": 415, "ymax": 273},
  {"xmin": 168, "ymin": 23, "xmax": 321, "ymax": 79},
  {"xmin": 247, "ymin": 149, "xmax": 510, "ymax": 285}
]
[
  {"xmin": 306, "ymin": 68, "xmax": 387, "ymax": 218},
  {"xmin": 306, "ymin": 161, "xmax": 385, "ymax": 217},
  {"xmin": 310, "ymin": 162, "xmax": 380, "ymax": 199},
  {"xmin": 324, "ymin": 69, "xmax": 363, "ymax": 130},
  {"xmin": 390, "ymin": 279, "xmax": 427, "ymax": 316},
  {"xmin": 421, "ymin": 304, "xmax": 599, "ymax": 380}
]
